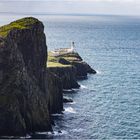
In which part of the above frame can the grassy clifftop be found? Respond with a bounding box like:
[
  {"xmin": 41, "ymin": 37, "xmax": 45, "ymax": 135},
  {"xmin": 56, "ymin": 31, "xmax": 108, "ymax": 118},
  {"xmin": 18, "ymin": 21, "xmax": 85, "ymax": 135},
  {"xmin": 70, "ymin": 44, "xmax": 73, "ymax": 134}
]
[
  {"xmin": 47, "ymin": 51, "xmax": 83, "ymax": 68},
  {"xmin": 0, "ymin": 17, "xmax": 40, "ymax": 37},
  {"xmin": 47, "ymin": 50, "xmax": 96, "ymax": 78},
  {"xmin": 47, "ymin": 51, "xmax": 72, "ymax": 67}
]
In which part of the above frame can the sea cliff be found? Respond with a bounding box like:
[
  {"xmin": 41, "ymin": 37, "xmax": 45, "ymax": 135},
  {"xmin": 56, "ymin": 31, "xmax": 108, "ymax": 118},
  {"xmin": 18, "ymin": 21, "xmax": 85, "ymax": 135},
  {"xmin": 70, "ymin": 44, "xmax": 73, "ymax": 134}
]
[
  {"xmin": 0, "ymin": 17, "xmax": 51, "ymax": 136},
  {"xmin": 0, "ymin": 17, "xmax": 96, "ymax": 137}
]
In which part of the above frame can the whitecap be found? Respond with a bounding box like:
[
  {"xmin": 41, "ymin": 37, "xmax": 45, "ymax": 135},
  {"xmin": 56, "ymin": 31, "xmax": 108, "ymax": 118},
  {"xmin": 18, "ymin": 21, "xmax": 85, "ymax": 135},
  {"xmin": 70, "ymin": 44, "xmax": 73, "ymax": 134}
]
[{"xmin": 64, "ymin": 107, "xmax": 76, "ymax": 114}]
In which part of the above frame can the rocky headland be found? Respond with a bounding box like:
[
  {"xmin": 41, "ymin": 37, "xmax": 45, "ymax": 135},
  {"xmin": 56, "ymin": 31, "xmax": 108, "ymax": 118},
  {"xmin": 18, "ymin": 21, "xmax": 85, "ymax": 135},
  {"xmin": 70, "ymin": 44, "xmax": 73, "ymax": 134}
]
[{"xmin": 0, "ymin": 17, "xmax": 96, "ymax": 137}]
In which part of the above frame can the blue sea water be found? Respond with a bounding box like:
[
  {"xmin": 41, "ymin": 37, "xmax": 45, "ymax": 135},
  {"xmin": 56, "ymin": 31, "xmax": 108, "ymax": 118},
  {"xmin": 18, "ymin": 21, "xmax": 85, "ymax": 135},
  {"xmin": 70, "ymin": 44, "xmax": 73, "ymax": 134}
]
[{"xmin": 0, "ymin": 15, "xmax": 140, "ymax": 139}]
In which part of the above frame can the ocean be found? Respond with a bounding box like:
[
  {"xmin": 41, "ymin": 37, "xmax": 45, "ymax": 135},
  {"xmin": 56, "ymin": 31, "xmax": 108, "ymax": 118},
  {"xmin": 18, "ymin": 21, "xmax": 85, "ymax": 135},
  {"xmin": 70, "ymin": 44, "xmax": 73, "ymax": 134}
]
[{"xmin": 0, "ymin": 14, "xmax": 140, "ymax": 139}]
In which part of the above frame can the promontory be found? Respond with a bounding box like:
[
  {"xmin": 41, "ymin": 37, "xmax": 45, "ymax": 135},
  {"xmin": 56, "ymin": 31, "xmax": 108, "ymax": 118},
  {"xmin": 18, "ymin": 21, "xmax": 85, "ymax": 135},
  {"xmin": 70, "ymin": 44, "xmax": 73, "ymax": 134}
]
[{"xmin": 0, "ymin": 17, "xmax": 96, "ymax": 137}]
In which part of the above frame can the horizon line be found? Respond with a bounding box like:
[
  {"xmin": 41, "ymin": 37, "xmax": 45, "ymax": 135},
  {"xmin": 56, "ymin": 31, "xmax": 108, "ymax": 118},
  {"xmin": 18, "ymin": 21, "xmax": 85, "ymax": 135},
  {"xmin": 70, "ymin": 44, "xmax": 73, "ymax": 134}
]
[{"xmin": 1, "ymin": 12, "xmax": 140, "ymax": 17}]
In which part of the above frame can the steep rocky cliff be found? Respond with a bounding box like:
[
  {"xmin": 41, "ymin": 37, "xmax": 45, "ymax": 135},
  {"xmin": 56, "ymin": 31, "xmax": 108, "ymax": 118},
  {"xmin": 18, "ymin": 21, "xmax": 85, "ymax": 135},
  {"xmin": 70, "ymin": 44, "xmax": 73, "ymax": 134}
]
[
  {"xmin": 47, "ymin": 51, "xmax": 96, "ymax": 88},
  {"xmin": 0, "ymin": 17, "xmax": 97, "ymax": 137},
  {"xmin": 58, "ymin": 52, "xmax": 96, "ymax": 79},
  {"xmin": 47, "ymin": 70, "xmax": 63, "ymax": 114},
  {"xmin": 0, "ymin": 17, "xmax": 52, "ymax": 136},
  {"xmin": 48, "ymin": 66, "xmax": 80, "ymax": 89}
]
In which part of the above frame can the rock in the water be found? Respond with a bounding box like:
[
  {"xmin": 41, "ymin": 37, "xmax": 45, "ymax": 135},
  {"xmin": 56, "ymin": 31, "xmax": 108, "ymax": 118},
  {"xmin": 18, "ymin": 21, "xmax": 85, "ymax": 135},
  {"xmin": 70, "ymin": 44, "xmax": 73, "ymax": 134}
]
[
  {"xmin": 63, "ymin": 97, "xmax": 73, "ymax": 103},
  {"xmin": 0, "ymin": 17, "xmax": 52, "ymax": 136}
]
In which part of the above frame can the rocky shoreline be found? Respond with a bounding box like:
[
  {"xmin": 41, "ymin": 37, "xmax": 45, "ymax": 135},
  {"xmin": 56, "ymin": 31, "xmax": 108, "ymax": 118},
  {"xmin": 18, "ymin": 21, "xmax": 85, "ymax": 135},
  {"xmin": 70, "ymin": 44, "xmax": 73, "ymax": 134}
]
[{"xmin": 0, "ymin": 17, "xmax": 96, "ymax": 137}]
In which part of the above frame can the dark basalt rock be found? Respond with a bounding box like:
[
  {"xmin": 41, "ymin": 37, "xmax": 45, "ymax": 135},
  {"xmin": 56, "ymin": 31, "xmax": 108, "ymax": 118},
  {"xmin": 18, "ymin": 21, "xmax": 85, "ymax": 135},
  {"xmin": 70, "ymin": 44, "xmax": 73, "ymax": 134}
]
[
  {"xmin": 58, "ymin": 58, "xmax": 71, "ymax": 65},
  {"xmin": 71, "ymin": 61, "xmax": 96, "ymax": 79},
  {"xmin": 0, "ymin": 17, "xmax": 52, "ymax": 136},
  {"xmin": 48, "ymin": 66, "xmax": 80, "ymax": 89},
  {"xmin": 63, "ymin": 97, "xmax": 73, "ymax": 103},
  {"xmin": 47, "ymin": 71, "xmax": 63, "ymax": 114}
]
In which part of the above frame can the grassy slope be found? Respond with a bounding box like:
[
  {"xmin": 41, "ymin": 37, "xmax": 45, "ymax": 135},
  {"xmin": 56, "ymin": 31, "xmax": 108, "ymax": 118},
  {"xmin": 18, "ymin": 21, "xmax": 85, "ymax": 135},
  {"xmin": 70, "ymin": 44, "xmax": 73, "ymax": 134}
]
[
  {"xmin": 47, "ymin": 51, "xmax": 80, "ymax": 68},
  {"xmin": 0, "ymin": 17, "xmax": 39, "ymax": 37}
]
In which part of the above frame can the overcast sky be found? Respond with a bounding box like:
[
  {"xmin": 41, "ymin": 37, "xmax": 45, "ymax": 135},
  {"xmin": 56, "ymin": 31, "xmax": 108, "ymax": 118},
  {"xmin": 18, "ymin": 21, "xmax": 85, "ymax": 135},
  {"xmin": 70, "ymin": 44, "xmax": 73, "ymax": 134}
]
[{"xmin": 0, "ymin": 0, "xmax": 140, "ymax": 15}]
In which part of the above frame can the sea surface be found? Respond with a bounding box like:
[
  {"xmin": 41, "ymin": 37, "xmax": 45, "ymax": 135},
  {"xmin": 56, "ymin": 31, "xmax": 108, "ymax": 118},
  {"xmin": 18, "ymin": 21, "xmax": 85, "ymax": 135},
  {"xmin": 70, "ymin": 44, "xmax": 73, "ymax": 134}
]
[{"xmin": 0, "ymin": 14, "xmax": 140, "ymax": 139}]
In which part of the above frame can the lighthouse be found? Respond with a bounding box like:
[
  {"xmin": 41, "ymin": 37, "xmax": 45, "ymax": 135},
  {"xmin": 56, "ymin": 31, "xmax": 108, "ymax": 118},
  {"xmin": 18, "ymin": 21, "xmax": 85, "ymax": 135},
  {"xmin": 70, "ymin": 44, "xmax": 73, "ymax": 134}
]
[{"xmin": 70, "ymin": 41, "xmax": 75, "ymax": 53}]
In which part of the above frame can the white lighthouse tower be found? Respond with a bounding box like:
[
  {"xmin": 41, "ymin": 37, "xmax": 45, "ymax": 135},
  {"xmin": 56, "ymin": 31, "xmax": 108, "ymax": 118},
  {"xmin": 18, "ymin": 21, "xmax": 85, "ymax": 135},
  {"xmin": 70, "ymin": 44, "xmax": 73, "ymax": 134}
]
[{"xmin": 70, "ymin": 41, "xmax": 75, "ymax": 53}]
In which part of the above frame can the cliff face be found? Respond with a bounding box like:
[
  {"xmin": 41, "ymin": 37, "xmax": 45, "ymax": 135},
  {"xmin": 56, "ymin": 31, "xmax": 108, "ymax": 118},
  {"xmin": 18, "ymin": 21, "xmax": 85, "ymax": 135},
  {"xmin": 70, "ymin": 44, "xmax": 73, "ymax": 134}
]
[
  {"xmin": 0, "ymin": 17, "xmax": 51, "ymax": 136},
  {"xmin": 48, "ymin": 66, "xmax": 80, "ymax": 89},
  {"xmin": 0, "ymin": 17, "xmax": 97, "ymax": 137},
  {"xmin": 47, "ymin": 51, "xmax": 96, "ymax": 86},
  {"xmin": 58, "ymin": 52, "xmax": 96, "ymax": 79},
  {"xmin": 47, "ymin": 71, "xmax": 63, "ymax": 114}
]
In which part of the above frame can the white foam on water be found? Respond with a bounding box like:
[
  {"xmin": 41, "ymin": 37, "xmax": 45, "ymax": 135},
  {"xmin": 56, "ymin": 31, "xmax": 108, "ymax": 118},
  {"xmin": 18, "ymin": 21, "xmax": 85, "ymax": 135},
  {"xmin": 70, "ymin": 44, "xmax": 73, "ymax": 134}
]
[
  {"xmin": 72, "ymin": 88, "xmax": 80, "ymax": 91},
  {"xmin": 67, "ymin": 101, "xmax": 76, "ymax": 105},
  {"xmin": 96, "ymin": 70, "xmax": 102, "ymax": 74},
  {"xmin": 20, "ymin": 134, "xmax": 31, "ymax": 139},
  {"xmin": 51, "ymin": 113, "xmax": 63, "ymax": 117},
  {"xmin": 36, "ymin": 130, "xmax": 68, "ymax": 136},
  {"xmin": 72, "ymin": 128, "xmax": 84, "ymax": 132},
  {"xmin": 63, "ymin": 89, "xmax": 73, "ymax": 92},
  {"xmin": 2, "ymin": 134, "xmax": 31, "ymax": 139},
  {"xmin": 53, "ymin": 130, "xmax": 68, "ymax": 136},
  {"xmin": 64, "ymin": 107, "xmax": 76, "ymax": 114},
  {"xmin": 1, "ymin": 136, "xmax": 15, "ymax": 139},
  {"xmin": 36, "ymin": 131, "xmax": 48, "ymax": 135},
  {"xmin": 80, "ymin": 84, "xmax": 88, "ymax": 89}
]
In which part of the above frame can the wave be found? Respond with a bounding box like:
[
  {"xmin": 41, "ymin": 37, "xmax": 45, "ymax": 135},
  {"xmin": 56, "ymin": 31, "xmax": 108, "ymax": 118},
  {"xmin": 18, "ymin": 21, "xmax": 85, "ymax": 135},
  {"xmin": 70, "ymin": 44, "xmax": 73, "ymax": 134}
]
[
  {"xmin": 64, "ymin": 107, "xmax": 76, "ymax": 114},
  {"xmin": 72, "ymin": 128, "xmax": 84, "ymax": 132},
  {"xmin": 53, "ymin": 130, "xmax": 68, "ymax": 136},
  {"xmin": 1, "ymin": 134, "xmax": 31, "ymax": 139},
  {"xmin": 80, "ymin": 84, "xmax": 88, "ymax": 89},
  {"xmin": 63, "ymin": 88, "xmax": 80, "ymax": 91},
  {"xmin": 20, "ymin": 134, "xmax": 31, "ymax": 139},
  {"xmin": 36, "ymin": 130, "xmax": 67, "ymax": 136},
  {"xmin": 96, "ymin": 70, "xmax": 102, "ymax": 74},
  {"xmin": 63, "ymin": 89, "xmax": 73, "ymax": 92},
  {"xmin": 66, "ymin": 101, "xmax": 76, "ymax": 105},
  {"xmin": 51, "ymin": 113, "xmax": 63, "ymax": 117}
]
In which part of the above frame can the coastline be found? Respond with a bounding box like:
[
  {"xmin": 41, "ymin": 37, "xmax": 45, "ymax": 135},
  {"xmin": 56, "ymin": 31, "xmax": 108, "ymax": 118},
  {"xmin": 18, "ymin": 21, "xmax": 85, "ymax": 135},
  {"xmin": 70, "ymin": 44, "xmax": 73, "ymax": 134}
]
[{"xmin": 0, "ymin": 17, "xmax": 96, "ymax": 137}]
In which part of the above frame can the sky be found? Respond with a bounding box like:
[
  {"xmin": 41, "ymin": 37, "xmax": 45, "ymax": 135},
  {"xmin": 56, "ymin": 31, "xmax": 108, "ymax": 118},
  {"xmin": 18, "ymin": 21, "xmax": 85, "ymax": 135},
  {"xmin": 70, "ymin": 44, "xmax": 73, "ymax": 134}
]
[{"xmin": 0, "ymin": 0, "xmax": 140, "ymax": 16}]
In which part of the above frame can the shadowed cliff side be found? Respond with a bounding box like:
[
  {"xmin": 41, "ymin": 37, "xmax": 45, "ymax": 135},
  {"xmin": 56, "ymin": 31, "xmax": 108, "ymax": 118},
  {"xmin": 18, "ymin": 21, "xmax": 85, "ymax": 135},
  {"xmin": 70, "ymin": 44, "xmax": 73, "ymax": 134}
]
[
  {"xmin": 47, "ymin": 70, "xmax": 63, "ymax": 114},
  {"xmin": 0, "ymin": 17, "xmax": 52, "ymax": 136}
]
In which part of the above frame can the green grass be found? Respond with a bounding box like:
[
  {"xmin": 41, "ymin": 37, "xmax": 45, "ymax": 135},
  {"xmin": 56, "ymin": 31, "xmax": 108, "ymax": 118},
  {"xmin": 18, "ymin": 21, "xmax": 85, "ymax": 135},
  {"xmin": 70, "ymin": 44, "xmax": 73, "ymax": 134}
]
[
  {"xmin": 0, "ymin": 17, "xmax": 39, "ymax": 37},
  {"xmin": 47, "ymin": 62, "xmax": 71, "ymax": 68},
  {"xmin": 47, "ymin": 51, "xmax": 72, "ymax": 68}
]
